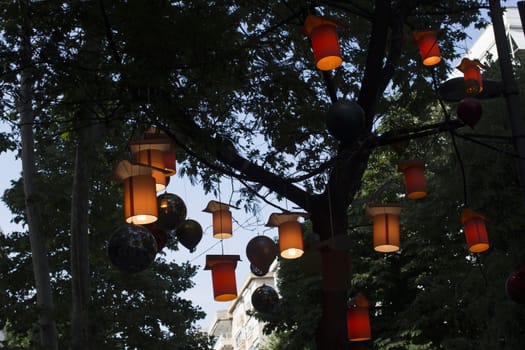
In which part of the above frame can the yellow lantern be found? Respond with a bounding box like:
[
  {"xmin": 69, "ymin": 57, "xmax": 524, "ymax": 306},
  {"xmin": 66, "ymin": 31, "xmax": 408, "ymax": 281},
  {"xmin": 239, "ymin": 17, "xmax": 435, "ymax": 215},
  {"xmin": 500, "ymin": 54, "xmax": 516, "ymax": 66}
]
[
  {"xmin": 134, "ymin": 149, "xmax": 168, "ymax": 192},
  {"xmin": 204, "ymin": 255, "xmax": 240, "ymax": 301},
  {"xmin": 267, "ymin": 213, "xmax": 308, "ymax": 259},
  {"xmin": 203, "ymin": 200, "xmax": 236, "ymax": 239},
  {"xmin": 366, "ymin": 204, "xmax": 402, "ymax": 253}
]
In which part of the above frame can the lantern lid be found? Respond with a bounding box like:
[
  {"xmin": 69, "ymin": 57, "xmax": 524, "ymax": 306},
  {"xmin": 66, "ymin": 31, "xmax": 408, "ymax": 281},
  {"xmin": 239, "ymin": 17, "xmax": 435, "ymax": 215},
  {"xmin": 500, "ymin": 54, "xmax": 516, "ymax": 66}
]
[
  {"xmin": 460, "ymin": 208, "xmax": 486, "ymax": 223},
  {"xmin": 266, "ymin": 212, "xmax": 309, "ymax": 227},
  {"xmin": 412, "ymin": 29, "xmax": 439, "ymax": 42},
  {"xmin": 456, "ymin": 57, "xmax": 485, "ymax": 73},
  {"xmin": 202, "ymin": 200, "xmax": 239, "ymax": 213},
  {"xmin": 303, "ymin": 15, "xmax": 342, "ymax": 36},
  {"xmin": 398, "ymin": 160, "xmax": 425, "ymax": 172},
  {"xmin": 365, "ymin": 204, "xmax": 402, "ymax": 218},
  {"xmin": 204, "ymin": 254, "xmax": 241, "ymax": 270},
  {"xmin": 111, "ymin": 160, "xmax": 152, "ymax": 181}
]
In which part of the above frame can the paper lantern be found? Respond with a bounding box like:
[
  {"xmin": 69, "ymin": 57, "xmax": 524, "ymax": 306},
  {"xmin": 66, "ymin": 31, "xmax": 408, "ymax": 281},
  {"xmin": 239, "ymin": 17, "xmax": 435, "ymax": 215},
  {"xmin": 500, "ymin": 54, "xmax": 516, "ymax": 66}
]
[
  {"xmin": 267, "ymin": 213, "xmax": 307, "ymax": 259},
  {"xmin": 203, "ymin": 200, "xmax": 236, "ymax": 239},
  {"xmin": 246, "ymin": 235, "xmax": 277, "ymax": 273},
  {"xmin": 457, "ymin": 98, "xmax": 482, "ymax": 128},
  {"xmin": 129, "ymin": 127, "xmax": 176, "ymax": 176},
  {"xmin": 398, "ymin": 160, "xmax": 427, "ymax": 199},
  {"xmin": 251, "ymin": 284, "xmax": 279, "ymax": 313},
  {"xmin": 204, "ymin": 255, "xmax": 240, "ymax": 301},
  {"xmin": 176, "ymin": 219, "xmax": 203, "ymax": 253},
  {"xmin": 156, "ymin": 193, "xmax": 187, "ymax": 231},
  {"xmin": 506, "ymin": 265, "xmax": 525, "ymax": 304},
  {"xmin": 366, "ymin": 204, "xmax": 402, "ymax": 253},
  {"xmin": 457, "ymin": 58, "xmax": 484, "ymax": 95},
  {"xmin": 347, "ymin": 294, "xmax": 371, "ymax": 342},
  {"xmin": 145, "ymin": 224, "xmax": 169, "ymax": 252},
  {"xmin": 460, "ymin": 208, "xmax": 489, "ymax": 253},
  {"xmin": 108, "ymin": 224, "xmax": 157, "ymax": 273},
  {"xmin": 304, "ymin": 15, "xmax": 342, "ymax": 71},
  {"xmin": 135, "ymin": 149, "xmax": 168, "ymax": 192},
  {"xmin": 413, "ymin": 30, "xmax": 441, "ymax": 66},
  {"xmin": 325, "ymin": 100, "xmax": 365, "ymax": 144}
]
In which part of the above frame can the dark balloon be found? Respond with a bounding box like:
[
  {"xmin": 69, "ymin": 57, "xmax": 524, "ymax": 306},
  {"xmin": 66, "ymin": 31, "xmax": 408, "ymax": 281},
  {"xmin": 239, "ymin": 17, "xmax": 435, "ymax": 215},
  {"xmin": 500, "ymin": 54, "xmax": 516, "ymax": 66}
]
[
  {"xmin": 250, "ymin": 264, "xmax": 268, "ymax": 276},
  {"xmin": 108, "ymin": 224, "xmax": 157, "ymax": 273},
  {"xmin": 176, "ymin": 219, "xmax": 203, "ymax": 253},
  {"xmin": 251, "ymin": 284, "xmax": 279, "ymax": 313},
  {"xmin": 145, "ymin": 224, "xmax": 169, "ymax": 252},
  {"xmin": 325, "ymin": 100, "xmax": 365, "ymax": 144},
  {"xmin": 156, "ymin": 193, "xmax": 187, "ymax": 231},
  {"xmin": 506, "ymin": 265, "xmax": 525, "ymax": 304},
  {"xmin": 457, "ymin": 97, "xmax": 482, "ymax": 128},
  {"xmin": 246, "ymin": 236, "xmax": 277, "ymax": 272}
]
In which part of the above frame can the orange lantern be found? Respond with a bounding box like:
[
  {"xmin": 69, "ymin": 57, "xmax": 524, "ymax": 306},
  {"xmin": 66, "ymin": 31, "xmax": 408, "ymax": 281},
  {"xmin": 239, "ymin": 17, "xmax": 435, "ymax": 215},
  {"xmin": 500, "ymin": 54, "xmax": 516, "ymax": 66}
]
[
  {"xmin": 134, "ymin": 149, "xmax": 168, "ymax": 192},
  {"xmin": 456, "ymin": 58, "xmax": 484, "ymax": 95},
  {"xmin": 304, "ymin": 15, "xmax": 342, "ymax": 71},
  {"xmin": 460, "ymin": 208, "xmax": 489, "ymax": 253},
  {"xmin": 366, "ymin": 204, "xmax": 402, "ymax": 253},
  {"xmin": 413, "ymin": 30, "xmax": 441, "ymax": 66},
  {"xmin": 205, "ymin": 255, "xmax": 240, "ymax": 301},
  {"xmin": 113, "ymin": 160, "xmax": 158, "ymax": 225},
  {"xmin": 347, "ymin": 294, "xmax": 371, "ymax": 342},
  {"xmin": 203, "ymin": 200, "xmax": 236, "ymax": 239},
  {"xmin": 398, "ymin": 160, "xmax": 427, "ymax": 199},
  {"xmin": 267, "ymin": 213, "xmax": 307, "ymax": 259}
]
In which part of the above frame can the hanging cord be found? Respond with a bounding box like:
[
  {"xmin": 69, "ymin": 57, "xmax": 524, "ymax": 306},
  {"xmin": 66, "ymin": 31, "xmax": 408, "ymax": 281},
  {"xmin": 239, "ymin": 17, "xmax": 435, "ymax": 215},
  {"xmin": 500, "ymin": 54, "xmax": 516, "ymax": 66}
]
[{"xmin": 217, "ymin": 177, "xmax": 225, "ymax": 255}]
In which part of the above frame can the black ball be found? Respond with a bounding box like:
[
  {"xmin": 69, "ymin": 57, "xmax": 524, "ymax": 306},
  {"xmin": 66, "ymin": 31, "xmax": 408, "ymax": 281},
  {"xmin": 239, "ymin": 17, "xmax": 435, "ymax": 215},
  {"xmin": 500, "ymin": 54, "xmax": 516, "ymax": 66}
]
[
  {"xmin": 156, "ymin": 193, "xmax": 187, "ymax": 231},
  {"xmin": 250, "ymin": 264, "xmax": 269, "ymax": 276},
  {"xmin": 108, "ymin": 224, "xmax": 157, "ymax": 273},
  {"xmin": 325, "ymin": 100, "xmax": 365, "ymax": 144},
  {"xmin": 176, "ymin": 219, "xmax": 203, "ymax": 253},
  {"xmin": 246, "ymin": 236, "xmax": 277, "ymax": 272},
  {"xmin": 251, "ymin": 284, "xmax": 279, "ymax": 313}
]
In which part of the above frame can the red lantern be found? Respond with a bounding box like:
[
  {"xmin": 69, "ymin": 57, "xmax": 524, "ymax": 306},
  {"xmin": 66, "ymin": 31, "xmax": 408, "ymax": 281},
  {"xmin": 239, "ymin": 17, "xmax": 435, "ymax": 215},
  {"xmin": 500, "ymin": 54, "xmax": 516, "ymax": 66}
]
[
  {"xmin": 413, "ymin": 30, "xmax": 441, "ymax": 66},
  {"xmin": 457, "ymin": 58, "xmax": 484, "ymax": 95},
  {"xmin": 205, "ymin": 255, "xmax": 240, "ymax": 301},
  {"xmin": 506, "ymin": 265, "xmax": 525, "ymax": 304},
  {"xmin": 304, "ymin": 15, "xmax": 342, "ymax": 71},
  {"xmin": 267, "ymin": 213, "xmax": 308, "ymax": 259},
  {"xmin": 347, "ymin": 294, "xmax": 371, "ymax": 342},
  {"xmin": 398, "ymin": 160, "xmax": 427, "ymax": 199},
  {"xmin": 457, "ymin": 98, "xmax": 482, "ymax": 128},
  {"xmin": 460, "ymin": 208, "xmax": 489, "ymax": 253},
  {"xmin": 366, "ymin": 204, "xmax": 402, "ymax": 253},
  {"xmin": 203, "ymin": 200, "xmax": 236, "ymax": 239}
]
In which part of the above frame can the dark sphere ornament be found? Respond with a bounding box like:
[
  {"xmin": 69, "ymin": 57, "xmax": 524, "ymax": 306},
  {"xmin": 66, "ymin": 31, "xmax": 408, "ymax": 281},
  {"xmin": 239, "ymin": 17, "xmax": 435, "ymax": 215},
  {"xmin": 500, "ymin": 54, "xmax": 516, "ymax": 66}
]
[
  {"xmin": 457, "ymin": 97, "xmax": 482, "ymax": 128},
  {"xmin": 145, "ymin": 224, "xmax": 169, "ymax": 252},
  {"xmin": 108, "ymin": 224, "xmax": 157, "ymax": 273},
  {"xmin": 246, "ymin": 236, "xmax": 277, "ymax": 272},
  {"xmin": 176, "ymin": 219, "xmax": 203, "ymax": 253},
  {"xmin": 250, "ymin": 263, "xmax": 269, "ymax": 276},
  {"xmin": 506, "ymin": 265, "xmax": 525, "ymax": 304},
  {"xmin": 325, "ymin": 100, "xmax": 365, "ymax": 144},
  {"xmin": 251, "ymin": 284, "xmax": 279, "ymax": 313},
  {"xmin": 156, "ymin": 193, "xmax": 187, "ymax": 231}
]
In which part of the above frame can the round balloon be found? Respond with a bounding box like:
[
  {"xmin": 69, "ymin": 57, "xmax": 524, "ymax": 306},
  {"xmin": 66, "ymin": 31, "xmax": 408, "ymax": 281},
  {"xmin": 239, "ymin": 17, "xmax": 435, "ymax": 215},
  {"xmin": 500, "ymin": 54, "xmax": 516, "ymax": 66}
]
[
  {"xmin": 246, "ymin": 236, "xmax": 277, "ymax": 272},
  {"xmin": 506, "ymin": 265, "xmax": 525, "ymax": 304},
  {"xmin": 251, "ymin": 284, "xmax": 279, "ymax": 313},
  {"xmin": 250, "ymin": 263, "xmax": 268, "ymax": 277},
  {"xmin": 457, "ymin": 97, "xmax": 482, "ymax": 128},
  {"xmin": 156, "ymin": 193, "xmax": 187, "ymax": 231},
  {"xmin": 145, "ymin": 224, "xmax": 169, "ymax": 252},
  {"xmin": 325, "ymin": 100, "xmax": 365, "ymax": 144},
  {"xmin": 108, "ymin": 224, "xmax": 157, "ymax": 273},
  {"xmin": 176, "ymin": 219, "xmax": 203, "ymax": 253}
]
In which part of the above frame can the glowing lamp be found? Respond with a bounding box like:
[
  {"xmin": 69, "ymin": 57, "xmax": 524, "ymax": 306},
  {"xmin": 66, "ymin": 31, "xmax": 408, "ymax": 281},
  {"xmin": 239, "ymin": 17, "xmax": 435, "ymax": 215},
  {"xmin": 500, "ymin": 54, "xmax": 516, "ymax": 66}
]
[
  {"xmin": 204, "ymin": 254, "xmax": 240, "ymax": 301},
  {"xmin": 267, "ymin": 212, "xmax": 307, "ymax": 259},
  {"xmin": 135, "ymin": 149, "xmax": 168, "ymax": 191},
  {"xmin": 413, "ymin": 30, "xmax": 441, "ymax": 66},
  {"xmin": 460, "ymin": 208, "xmax": 489, "ymax": 253},
  {"xmin": 304, "ymin": 15, "xmax": 342, "ymax": 71},
  {"xmin": 366, "ymin": 204, "xmax": 402, "ymax": 253},
  {"xmin": 347, "ymin": 294, "xmax": 371, "ymax": 342},
  {"xmin": 457, "ymin": 58, "xmax": 484, "ymax": 95},
  {"xmin": 203, "ymin": 200, "xmax": 236, "ymax": 239},
  {"xmin": 398, "ymin": 160, "xmax": 427, "ymax": 199},
  {"xmin": 112, "ymin": 160, "xmax": 158, "ymax": 225},
  {"xmin": 129, "ymin": 127, "xmax": 176, "ymax": 177}
]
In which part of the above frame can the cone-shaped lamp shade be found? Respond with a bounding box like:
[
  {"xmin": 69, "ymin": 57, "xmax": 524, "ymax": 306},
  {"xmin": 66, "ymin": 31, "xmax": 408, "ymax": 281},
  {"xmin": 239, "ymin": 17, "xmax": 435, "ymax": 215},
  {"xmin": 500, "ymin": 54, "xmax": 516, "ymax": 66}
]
[
  {"xmin": 398, "ymin": 160, "xmax": 427, "ymax": 199},
  {"xmin": 460, "ymin": 208, "xmax": 489, "ymax": 253},
  {"xmin": 457, "ymin": 58, "xmax": 483, "ymax": 95},
  {"xmin": 124, "ymin": 175, "xmax": 158, "ymax": 225},
  {"xmin": 347, "ymin": 295, "xmax": 371, "ymax": 342},
  {"xmin": 304, "ymin": 15, "xmax": 342, "ymax": 71},
  {"xmin": 135, "ymin": 149, "xmax": 167, "ymax": 192},
  {"xmin": 413, "ymin": 30, "xmax": 441, "ymax": 66},
  {"xmin": 205, "ymin": 255, "xmax": 240, "ymax": 301},
  {"xmin": 366, "ymin": 205, "xmax": 402, "ymax": 253}
]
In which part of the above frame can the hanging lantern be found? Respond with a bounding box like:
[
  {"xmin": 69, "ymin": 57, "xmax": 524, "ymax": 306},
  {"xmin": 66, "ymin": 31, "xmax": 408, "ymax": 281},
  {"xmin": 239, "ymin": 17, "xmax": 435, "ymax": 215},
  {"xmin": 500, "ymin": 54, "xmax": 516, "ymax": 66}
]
[
  {"xmin": 506, "ymin": 265, "xmax": 525, "ymax": 304},
  {"xmin": 457, "ymin": 58, "xmax": 484, "ymax": 95},
  {"xmin": 113, "ymin": 160, "xmax": 158, "ymax": 225},
  {"xmin": 460, "ymin": 208, "xmax": 489, "ymax": 253},
  {"xmin": 144, "ymin": 224, "xmax": 169, "ymax": 252},
  {"xmin": 107, "ymin": 224, "xmax": 158, "ymax": 273},
  {"xmin": 413, "ymin": 30, "xmax": 441, "ymax": 66},
  {"xmin": 129, "ymin": 127, "xmax": 177, "ymax": 179},
  {"xmin": 347, "ymin": 294, "xmax": 371, "ymax": 342},
  {"xmin": 246, "ymin": 235, "xmax": 278, "ymax": 274},
  {"xmin": 250, "ymin": 264, "xmax": 268, "ymax": 276},
  {"xmin": 156, "ymin": 193, "xmax": 187, "ymax": 231},
  {"xmin": 204, "ymin": 254, "xmax": 241, "ymax": 301},
  {"xmin": 251, "ymin": 284, "xmax": 279, "ymax": 313},
  {"xmin": 398, "ymin": 160, "xmax": 427, "ymax": 199},
  {"xmin": 267, "ymin": 213, "xmax": 307, "ymax": 259},
  {"xmin": 134, "ymin": 149, "xmax": 168, "ymax": 192},
  {"xmin": 457, "ymin": 97, "xmax": 483, "ymax": 128},
  {"xmin": 304, "ymin": 15, "xmax": 342, "ymax": 71},
  {"xmin": 176, "ymin": 219, "xmax": 203, "ymax": 253},
  {"xmin": 366, "ymin": 204, "xmax": 402, "ymax": 253},
  {"xmin": 325, "ymin": 100, "xmax": 365, "ymax": 144},
  {"xmin": 203, "ymin": 200, "xmax": 236, "ymax": 239}
]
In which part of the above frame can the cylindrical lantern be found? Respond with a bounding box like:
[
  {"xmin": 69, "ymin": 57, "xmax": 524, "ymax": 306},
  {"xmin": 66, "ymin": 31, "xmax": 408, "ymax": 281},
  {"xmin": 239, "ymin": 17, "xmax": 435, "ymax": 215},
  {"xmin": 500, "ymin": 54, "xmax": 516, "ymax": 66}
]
[
  {"xmin": 457, "ymin": 58, "xmax": 484, "ymax": 95},
  {"xmin": 366, "ymin": 204, "xmax": 402, "ymax": 253},
  {"xmin": 460, "ymin": 208, "xmax": 489, "ymax": 253},
  {"xmin": 413, "ymin": 30, "xmax": 441, "ymax": 66},
  {"xmin": 203, "ymin": 201, "xmax": 236, "ymax": 239},
  {"xmin": 129, "ymin": 128, "xmax": 177, "ymax": 178},
  {"xmin": 304, "ymin": 15, "xmax": 342, "ymax": 71},
  {"xmin": 135, "ymin": 149, "xmax": 168, "ymax": 192},
  {"xmin": 398, "ymin": 160, "xmax": 427, "ymax": 199},
  {"xmin": 204, "ymin": 255, "xmax": 240, "ymax": 301},
  {"xmin": 267, "ymin": 213, "xmax": 307, "ymax": 259},
  {"xmin": 347, "ymin": 294, "xmax": 371, "ymax": 342}
]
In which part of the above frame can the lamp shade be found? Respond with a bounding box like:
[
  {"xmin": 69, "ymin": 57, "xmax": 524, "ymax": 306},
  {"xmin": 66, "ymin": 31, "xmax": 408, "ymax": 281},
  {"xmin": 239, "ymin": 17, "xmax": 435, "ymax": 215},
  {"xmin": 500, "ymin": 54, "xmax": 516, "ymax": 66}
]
[
  {"xmin": 457, "ymin": 58, "xmax": 483, "ymax": 95},
  {"xmin": 267, "ymin": 213, "xmax": 307, "ymax": 259},
  {"xmin": 135, "ymin": 149, "xmax": 168, "ymax": 192},
  {"xmin": 205, "ymin": 255, "xmax": 240, "ymax": 301},
  {"xmin": 123, "ymin": 175, "xmax": 158, "ymax": 225},
  {"xmin": 304, "ymin": 15, "xmax": 342, "ymax": 71},
  {"xmin": 203, "ymin": 200, "xmax": 236, "ymax": 239},
  {"xmin": 413, "ymin": 30, "xmax": 441, "ymax": 66},
  {"xmin": 347, "ymin": 295, "xmax": 371, "ymax": 342},
  {"xmin": 366, "ymin": 205, "xmax": 402, "ymax": 253},
  {"xmin": 129, "ymin": 127, "xmax": 176, "ymax": 176},
  {"xmin": 460, "ymin": 208, "xmax": 489, "ymax": 253},
  {"xmin": 398, "ymin": 160, "xmax": 427, "ymax": 199}
]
